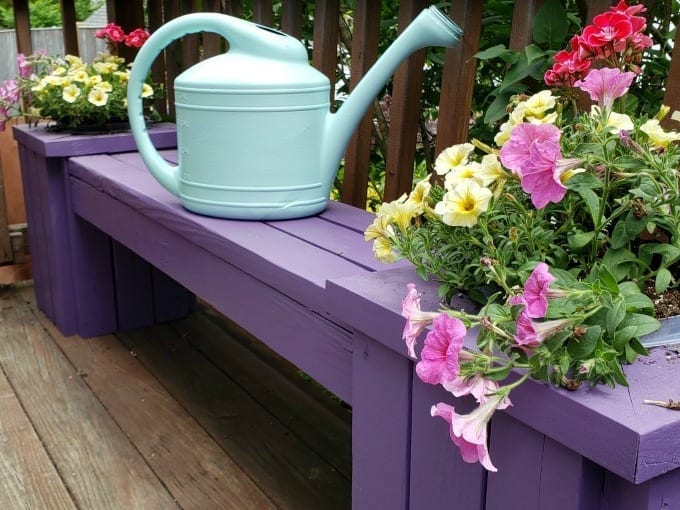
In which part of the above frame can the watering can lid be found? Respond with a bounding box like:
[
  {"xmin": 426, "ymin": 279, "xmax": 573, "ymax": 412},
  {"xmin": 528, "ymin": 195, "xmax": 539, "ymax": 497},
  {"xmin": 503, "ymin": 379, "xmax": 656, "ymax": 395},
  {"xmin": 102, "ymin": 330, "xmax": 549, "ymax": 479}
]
[{"xmin": 175, "ymin": 48, "xmax": 330, "ymax": 93}]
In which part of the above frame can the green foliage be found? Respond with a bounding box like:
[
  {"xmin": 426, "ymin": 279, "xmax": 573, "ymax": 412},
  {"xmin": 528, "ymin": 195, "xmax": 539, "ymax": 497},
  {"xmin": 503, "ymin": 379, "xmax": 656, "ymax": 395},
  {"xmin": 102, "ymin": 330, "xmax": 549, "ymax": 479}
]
[{"xmin": 0, "ymin": 0, "xmax": 103, "ymax": 28}]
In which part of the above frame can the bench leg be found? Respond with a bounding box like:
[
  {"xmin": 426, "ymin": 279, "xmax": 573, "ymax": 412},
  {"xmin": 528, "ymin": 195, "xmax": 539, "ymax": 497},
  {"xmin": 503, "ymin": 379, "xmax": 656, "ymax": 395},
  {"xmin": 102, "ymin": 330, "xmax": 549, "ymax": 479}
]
[{"xmin": 351, "ymin": 333, "xmax": 411, "ymax": 510}]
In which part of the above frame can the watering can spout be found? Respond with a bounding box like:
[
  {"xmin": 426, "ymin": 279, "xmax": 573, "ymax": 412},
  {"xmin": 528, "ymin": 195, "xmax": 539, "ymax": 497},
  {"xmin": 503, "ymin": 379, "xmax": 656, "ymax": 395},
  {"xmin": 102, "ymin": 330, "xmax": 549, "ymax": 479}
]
[{"xmin": 323, "ymin": 6, "xmax": 462, "ymax": 190}]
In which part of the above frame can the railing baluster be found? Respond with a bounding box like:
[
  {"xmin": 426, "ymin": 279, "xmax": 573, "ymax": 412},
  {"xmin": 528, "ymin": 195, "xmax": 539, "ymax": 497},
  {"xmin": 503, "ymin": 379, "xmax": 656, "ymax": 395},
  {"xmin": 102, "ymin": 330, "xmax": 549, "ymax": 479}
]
[
  {"xmin": 342, "ymin": 0, "xmax": 381, "ymax": 208},
  {"xmin": 435, "ymin": 0, "xmax": 483, "ymax": 153},
  {"xmin": 313, "ymin": 0, "xmax": 340, "ymax": 104},
  {"xmin": 383, "ymin": 0, "xmax": 428, "ymax": 203},
  {"xmin": 509, "ymin": 0, "xmax": 543, "ymax": 51},
  {"xmin": 253, "ymin": 0, "xmax": 274, "ymax": 26},
  {"xmin": 281, "ymin": 0, "xmax": 303, "ymax": 39}
]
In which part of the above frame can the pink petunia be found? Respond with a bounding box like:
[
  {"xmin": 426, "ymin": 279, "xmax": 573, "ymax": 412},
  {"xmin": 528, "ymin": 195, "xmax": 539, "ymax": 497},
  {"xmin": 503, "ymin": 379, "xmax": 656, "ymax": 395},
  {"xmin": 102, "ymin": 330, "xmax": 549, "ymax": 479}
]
[
  {"xmin": 499, "ymin": 123, "xmax": 567, "ymax": 209},
  {"xmin": 431, "ymin": 402, "xmax": 498, "ymax": 472},
  {"xmin": 443, "ymin": 374, "xmax": 512, "ymax": 410},
  {"xmin": 574, "ymin": 67, "xmax": 636, "ymax": 110},
  {"xmin": 415, "ymin": 313, "xmax": 466, "ymax": 385},
  {"xmin": 402, "ymin": 284, "xmax": 439, "ymax": 359},
  {"xmin": 522, "ymin": 262, "xmax": 554, "ymax": 319},
  {"xmin": 514, "ymin": 313, "xmax": 572, "ymax": 348}
]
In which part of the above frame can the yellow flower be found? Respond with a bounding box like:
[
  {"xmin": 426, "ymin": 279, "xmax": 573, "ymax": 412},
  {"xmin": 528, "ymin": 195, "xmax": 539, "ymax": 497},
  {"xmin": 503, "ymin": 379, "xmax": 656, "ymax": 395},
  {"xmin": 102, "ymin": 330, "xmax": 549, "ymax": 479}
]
[
  {"xmin": 434, "ymin": 180, "xmax": 492, "ymax": 228},
  {"xmin": 406, "ymin": 177, "xmax": 431, "ymax": 213},
  {"xmin": 364, "ymin": 214, "xmax": 394, "ymax": 241},
  {"xmin": 141, "ymin": 83, "xmax": 154, "ymax": 98},
  {"xmin": 95, "ymin": 81, "xmax": 113, "ymax": 93},
  {"xmin": 434, "ymin": 143, "xmax": 475, "ymax": 175},
  {"xmin": 378, "ymin": 198, "xmax": 419, "ymax": 233},
  {"xmin": 69, "ymin": 69, "xmax": 89, "ymax": 82},
  {"xmin": 87, "ymin": 88, "xmax": 109, "ymax": 106},
  {"xmin": 62, "ymin": 84, "xmax": 81, "ymax": 103},
  {"xmin": 45, "ymin": 75, "xmax": 65, "ymax": 86},
  {"xmin": 640, "ymin": 119, "xmax": 680, "ymax": 148},
  {"xmin": 521, "ymin": 90, "xmax": 556, "ymax": 118},
  {"xmin": 444, "ymin": 162, "xmax": 481, "ymax": 190},
  {"xmin": 53, "ymin": 66, "xmax": 67, "ymax": 76},
  {"xmin": 86, "ymin": 75, "xmax": 102, "ymax": 87},
  {"xmin": 114, "ymin": 70, "xmax": 130, "ymax": 83},
  {"xmin": 478, "ymin": 153, "xmax": 508, "ymax": 185},
  {"xmin": 64, "ymin": 54, "xmax": 83, "ymax": 66},
  {"xmin": 372, "ymin": 236, "xmax": 398, "ymax": 263},
  {"xmin": 93, "ymin": 61, "xmax": 118, "ymax": 74}
]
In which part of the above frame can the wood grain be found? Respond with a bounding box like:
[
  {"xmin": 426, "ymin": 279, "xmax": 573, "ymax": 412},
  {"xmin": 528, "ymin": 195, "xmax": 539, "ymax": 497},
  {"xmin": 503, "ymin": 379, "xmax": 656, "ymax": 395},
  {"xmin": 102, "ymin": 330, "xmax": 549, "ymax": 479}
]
[
  {"xmin": 0, "ymin": 347, "xmax": 76, "ymax": 509},
  {"xmin": 22, "ymin": 289, "xmax": 278, "ymax": 510},
  {"xmin": 0, "ymin": 289, "xmax": 179, "ymax": 509}
]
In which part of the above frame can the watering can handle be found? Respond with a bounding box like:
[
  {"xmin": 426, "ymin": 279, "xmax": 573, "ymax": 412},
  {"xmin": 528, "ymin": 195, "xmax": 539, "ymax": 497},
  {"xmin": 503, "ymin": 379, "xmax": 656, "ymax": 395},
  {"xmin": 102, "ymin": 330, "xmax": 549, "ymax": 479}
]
[{"xmin": 127, "ymin": 13, "xmax": 299, "ymax": 196}]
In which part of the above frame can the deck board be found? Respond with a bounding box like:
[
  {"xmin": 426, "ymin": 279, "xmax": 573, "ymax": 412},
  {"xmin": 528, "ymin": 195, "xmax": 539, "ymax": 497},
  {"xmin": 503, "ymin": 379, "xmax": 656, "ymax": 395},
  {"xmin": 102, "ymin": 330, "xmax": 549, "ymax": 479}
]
[
  {"xmin": 0, "ymin": 287, "xmax": 180, "ymax": 509},
  {"xmin": 0, "ymin": 358, "xmax": 76, "ymax": 509},
  {"xmin": 0, "ymin": 283, "xmax": 350, "ymax": 509}
]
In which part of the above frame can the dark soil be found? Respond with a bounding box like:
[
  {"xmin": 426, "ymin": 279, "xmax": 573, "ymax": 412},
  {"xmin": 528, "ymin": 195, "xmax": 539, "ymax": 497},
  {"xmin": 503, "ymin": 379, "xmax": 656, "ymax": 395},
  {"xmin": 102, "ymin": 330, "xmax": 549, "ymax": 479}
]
[{"xmin": 644, "ymin": 283, "xmax": 680, "ymax": 319}]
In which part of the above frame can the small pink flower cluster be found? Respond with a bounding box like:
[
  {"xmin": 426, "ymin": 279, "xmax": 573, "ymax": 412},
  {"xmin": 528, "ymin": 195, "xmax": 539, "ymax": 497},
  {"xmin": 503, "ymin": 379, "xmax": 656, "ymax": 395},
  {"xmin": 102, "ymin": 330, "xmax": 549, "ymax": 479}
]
[
  {"xmin": 544, "ymin": 0, "xmax": 652, "ymax": 87},
  {"xmin": 401, "ymin": 263, "xmax": 563, "ymax": 471},
  {"xmin": 0, "ymin": 79, "xmax": 20, "ymax": 130},
  {"xmin": 95, "ymin": 23, "xmax": 150, "ymax": 49}
]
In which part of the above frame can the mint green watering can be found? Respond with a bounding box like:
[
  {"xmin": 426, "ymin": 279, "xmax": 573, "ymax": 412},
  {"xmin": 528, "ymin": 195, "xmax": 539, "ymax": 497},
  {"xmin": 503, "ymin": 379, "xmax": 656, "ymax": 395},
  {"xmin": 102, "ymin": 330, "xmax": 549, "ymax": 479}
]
[{"xmin": 127, "ymin": 7, "xmax": 461, "ymax": 220}]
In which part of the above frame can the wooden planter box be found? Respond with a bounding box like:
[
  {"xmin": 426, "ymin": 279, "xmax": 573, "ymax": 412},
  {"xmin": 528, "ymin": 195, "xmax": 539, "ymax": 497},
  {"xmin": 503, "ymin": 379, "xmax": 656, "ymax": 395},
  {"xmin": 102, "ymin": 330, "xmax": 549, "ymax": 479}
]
[
  {"xmin": 327, "ymin": 266, "xmax": 680, "ymax": 509},
  {"xmin": 12, "ymin": 123, "xmax": 192, "ymax": 336}
]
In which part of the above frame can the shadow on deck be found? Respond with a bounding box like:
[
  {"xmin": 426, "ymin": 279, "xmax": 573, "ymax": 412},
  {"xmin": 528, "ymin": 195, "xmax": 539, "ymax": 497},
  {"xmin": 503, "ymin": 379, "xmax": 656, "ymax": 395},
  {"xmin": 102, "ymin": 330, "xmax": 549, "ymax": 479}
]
[{"xmin": 0, "ymin": 283, "xmax": 351, "ymax": 509}]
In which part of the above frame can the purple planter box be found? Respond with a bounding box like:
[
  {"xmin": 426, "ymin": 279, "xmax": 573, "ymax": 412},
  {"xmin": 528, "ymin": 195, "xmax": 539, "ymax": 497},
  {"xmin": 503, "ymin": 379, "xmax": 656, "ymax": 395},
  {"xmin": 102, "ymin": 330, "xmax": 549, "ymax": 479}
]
[
  {"xmin": 13, "ymin": 123, "xmax": 193, "ymax": 336},
  {"xmin": 326, "ymin": 266, "xmax": 680, "ymax": 509}
]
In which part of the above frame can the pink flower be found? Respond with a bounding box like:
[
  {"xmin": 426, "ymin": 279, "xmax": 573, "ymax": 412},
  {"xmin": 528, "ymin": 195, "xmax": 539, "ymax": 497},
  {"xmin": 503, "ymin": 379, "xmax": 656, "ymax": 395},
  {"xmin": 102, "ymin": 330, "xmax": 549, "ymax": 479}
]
[
  {"xmin": 574, "ymin": 67, "xmax": 636, "ymax": 110},
  {"xmin": 415, "ymin": 314, "xmax": 466, "ymax": 385},
  {"xmin": 402, "ymin": 284, "xmax": 438, "ymax": 359},
  {"xmin": 431, "ymin": 403, "xmax": 497, "ymax": 471},
  {"xmin": 125, "ymin": 28, "xmax": 150, "ymax": 48},
  {"xmin": 522, "ymin": 262, "xmax": 554, "ymax": 319},
  {"xmin": 514, "ymin": 313, "xmax": 572, "ymax": 348},
  {"xmin": 443, "ymin": 374, "xmax": 511, "ymax": 410},
  {"xmin": 499, "ymin": 123, "xmax": 567, "ymax": 209},
  {"xmin": 16, "ymin": 53, "xmax": 31, "ymax": 79}
]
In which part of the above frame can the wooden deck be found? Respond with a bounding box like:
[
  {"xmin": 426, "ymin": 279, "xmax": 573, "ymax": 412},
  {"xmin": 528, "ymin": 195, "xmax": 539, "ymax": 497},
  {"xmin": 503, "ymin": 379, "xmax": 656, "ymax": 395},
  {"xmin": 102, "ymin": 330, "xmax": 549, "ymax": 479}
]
[{"xmin": 0, "ymin": 282, "xmax": 351, "ymax": 509}]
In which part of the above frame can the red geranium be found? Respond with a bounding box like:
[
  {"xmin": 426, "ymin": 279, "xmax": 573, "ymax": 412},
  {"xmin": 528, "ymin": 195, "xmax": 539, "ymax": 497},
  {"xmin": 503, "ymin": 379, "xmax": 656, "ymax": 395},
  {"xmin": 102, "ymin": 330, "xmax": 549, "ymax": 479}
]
[
  {"xmin": 95, "ymin": 23, "xmax": 126, "ymax": 43},
  {"xmin": 125, "ymin": 28, "xmax": 150, "ymax": 48}
]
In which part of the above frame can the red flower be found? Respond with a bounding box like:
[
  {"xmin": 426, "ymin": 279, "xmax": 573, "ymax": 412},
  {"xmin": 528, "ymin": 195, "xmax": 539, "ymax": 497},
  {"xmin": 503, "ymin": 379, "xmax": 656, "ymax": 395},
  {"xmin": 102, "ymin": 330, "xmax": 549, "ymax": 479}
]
[
  {"xmin": 125, "ymin": 28, "xmax": 150, "ymax": 48},
  {"xmin": 95, "ymin": 23, "xmax": 126, "ymax": 43},
  {"xmin": 581, "ymin": 12, "xmax": 633, "ymax": 50}
]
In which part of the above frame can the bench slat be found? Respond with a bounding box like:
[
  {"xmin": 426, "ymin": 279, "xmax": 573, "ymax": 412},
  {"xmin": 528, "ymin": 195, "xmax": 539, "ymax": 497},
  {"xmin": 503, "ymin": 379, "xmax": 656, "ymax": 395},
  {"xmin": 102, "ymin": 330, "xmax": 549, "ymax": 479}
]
[{"xmin": 68, "ymin": 174, "xmax": 354, "ymax": 403}]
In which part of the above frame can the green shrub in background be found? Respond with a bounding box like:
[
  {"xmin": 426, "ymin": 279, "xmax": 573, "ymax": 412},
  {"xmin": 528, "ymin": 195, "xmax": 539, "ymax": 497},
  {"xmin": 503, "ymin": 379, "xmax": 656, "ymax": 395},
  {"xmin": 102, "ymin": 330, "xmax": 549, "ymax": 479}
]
[{"xmin": 0, "ymin": 0, "xmax": 103, "ymax": 28}]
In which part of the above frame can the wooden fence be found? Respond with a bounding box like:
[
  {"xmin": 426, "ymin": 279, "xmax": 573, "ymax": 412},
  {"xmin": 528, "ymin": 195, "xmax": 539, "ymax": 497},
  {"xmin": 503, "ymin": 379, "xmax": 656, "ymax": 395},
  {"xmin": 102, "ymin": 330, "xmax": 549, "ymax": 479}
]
[{"xmin": 8, "ymin": 0, "xmax": 680, "ymax": 208}]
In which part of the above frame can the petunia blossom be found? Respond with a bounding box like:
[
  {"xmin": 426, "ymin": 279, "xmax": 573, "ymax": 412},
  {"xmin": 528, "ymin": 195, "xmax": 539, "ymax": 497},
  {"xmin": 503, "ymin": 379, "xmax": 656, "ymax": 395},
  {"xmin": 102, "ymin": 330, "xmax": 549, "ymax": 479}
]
[
  {"xmin": 402, "ymin": 284, "xmax": 439, "ymax": 359},
  {"xmin": 522, "ymin": 262, "xmax": 555, "ymax": 319},
  {"xmin": 415, "ymin": 313, "xmax": 466, "ymax": 385},
  {"xmin": 574, "ymin": 67, "xmax": 636, "ymax": 110},
  {"xmin": 444, "ymin": 374, "xmax": 512, "ymax": 410},
  {"xmin": 431, "ymin": 402, "xmax": 498, "ymax": 472},
  {"xmin": 500, "ymin": 123, "xmax": 568, "ymax": 209},
  {"xmin": 514, "ymin": 312, "xmax": 572, "ymax": 348}
]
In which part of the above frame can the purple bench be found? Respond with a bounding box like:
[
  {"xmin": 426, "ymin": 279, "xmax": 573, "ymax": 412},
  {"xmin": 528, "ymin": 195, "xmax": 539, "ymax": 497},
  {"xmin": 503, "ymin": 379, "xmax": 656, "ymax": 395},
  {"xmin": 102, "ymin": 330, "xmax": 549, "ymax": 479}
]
[{"xmin": 14, "ymin": 124, "xmax": 680, "ymax": 509}]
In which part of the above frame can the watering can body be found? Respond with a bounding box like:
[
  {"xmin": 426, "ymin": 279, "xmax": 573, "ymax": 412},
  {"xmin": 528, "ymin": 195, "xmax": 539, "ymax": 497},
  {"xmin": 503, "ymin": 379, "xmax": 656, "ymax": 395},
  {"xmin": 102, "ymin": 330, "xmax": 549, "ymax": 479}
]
[{"xmin": 127, "ymin": 8, "xmax": 462, "ymax": 220}]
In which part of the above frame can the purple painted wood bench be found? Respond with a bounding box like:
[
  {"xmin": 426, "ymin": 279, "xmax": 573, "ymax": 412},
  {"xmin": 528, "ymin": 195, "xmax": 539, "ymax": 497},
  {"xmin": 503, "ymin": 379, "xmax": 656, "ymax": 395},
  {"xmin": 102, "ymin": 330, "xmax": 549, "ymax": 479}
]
[{"xmin": 14, "ymin": 124, "xmax": 680, "ymax": 509}]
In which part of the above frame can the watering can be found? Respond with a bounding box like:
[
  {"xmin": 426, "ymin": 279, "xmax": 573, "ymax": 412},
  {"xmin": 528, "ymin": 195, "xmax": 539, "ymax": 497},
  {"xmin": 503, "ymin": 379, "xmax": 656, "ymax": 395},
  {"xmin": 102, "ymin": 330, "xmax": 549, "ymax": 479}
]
[{"xmin": 127, "ymin": 7, "xmax": 462, "ymax": 220}]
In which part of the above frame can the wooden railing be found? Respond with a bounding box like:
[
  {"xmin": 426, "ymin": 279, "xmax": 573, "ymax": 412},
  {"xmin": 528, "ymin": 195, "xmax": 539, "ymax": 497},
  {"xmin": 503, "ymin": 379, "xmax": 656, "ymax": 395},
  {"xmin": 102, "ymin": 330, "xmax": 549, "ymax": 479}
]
[{"xmin": 10, "ymin": 0, "xmax": 680, "ymax": 210}]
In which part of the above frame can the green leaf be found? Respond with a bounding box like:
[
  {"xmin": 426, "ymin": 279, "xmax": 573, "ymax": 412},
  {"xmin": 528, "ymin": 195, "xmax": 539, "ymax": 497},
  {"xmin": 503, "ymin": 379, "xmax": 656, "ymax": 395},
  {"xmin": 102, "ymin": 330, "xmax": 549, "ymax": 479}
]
[
  {"xmin": 601, "ymin": 248, "xmax": 640, "ymax": 282},
  {"xmin": 610, "ymin": 360, "xmax": 629, "ymax": 386},
  {"xmin": 623, "ymin": 292, "xmax": 655, "ymax": 313},
  {"xmin": 625, "ymin": 211, "xmax": 648, "ymax": 238},
  {"xmin": 577, "ymin": 188, "xmax": 601, "ymax": 225},
  {"xmin": 606, "ymin": 299, "xmax": 626, "ymax": 338},
  {"xmin": 610, "ymin": 221, "xmax": 630, "ymax": 250},
  {"xmin": 475, "ymin": 44, "xmax": 511, "ymax": 60},
  {"xmin": 629, "ymin": 337, "xmax": 649, "ymax": 356},
  {"xmin": 525, "ymin": 44, "xmax": 546, "ymax": 64},
  {"xmin": 596, "ymin": 264, "xmax": 619, "ymax": 294},
  {"xmin": 568, "ymin": 231, "xmax": 595, "ymax": 251},
  {"xmin": 613, "ymin": 325, "xmax": 638, "ymax": 351},
  {"xmin": 532, "ymin": 0, "xmax": 570, "ymax": 48},
  {"xmin": 565, "ymin": 171, "xmax": 603, "ymax": 190},
  {"xmin": 655, "ymin": 267, "xmax": 673, "ymax": 294},
  {"xmin": 567, "ymin": 326, "xmax": 600, "ymax": 358},
  {"xmin": 619, "ymin": 313, "xmax": 662, "ymax": 338},
  {"xmin": 484, "ymin": 91, "xmax": 515, "ymax": 124},
  {"xmin": 499, "ymin": 58, "xmax": 546, "ymax": 92}
]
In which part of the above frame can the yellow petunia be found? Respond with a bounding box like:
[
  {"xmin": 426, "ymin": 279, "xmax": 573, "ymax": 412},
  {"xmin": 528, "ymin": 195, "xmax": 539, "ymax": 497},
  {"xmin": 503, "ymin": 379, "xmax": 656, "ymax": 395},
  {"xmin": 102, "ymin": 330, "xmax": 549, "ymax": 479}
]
[
  {"xmin": 378, "ymin": 198, "xmax": 420, "ymax": 233},
  {"xmin": 64, "ymin": 54, "xmax": 83, "ymax": 66},
  {"xmin": 141, "ymin": 83, "xmax": 154, "ymax": 98},
  {"xmin": 95, "ymin": 81, "xmax": 113, "ymax": 93},
  {"xmin": 434, "ymin": 143, "xmax": 475, "ymax": 175},
  {"xmin": 641, "ymin": 119, "xmax": 680, "ymax": 148},
  {"xmin": 521, "ymin": 90, "xmax": 556, "ymax": 119},
  {"xmin": 114, "ymin": 70, "xmax": 130, "ymax": 83},
  {"xmin": 434, "ymin": 180, "xmax": 492, "ymax": 228},
  {"xmin": 87, "ymin": 88, "xmax": 109, "ymax": 106},
  {"xmin": 62, "ymin": 84, "xmax": 81, "ymax": 103},
  {"xmin": 69, "ymin": 69, "xmax": 89, "ymax": 82},
  {"xmin": 444, "ymin": 162, "xmax": 481, "ymax": 190},
  {"xmin": 406, "ymin": 177, "xmax": 431, "ymax": 213}
]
